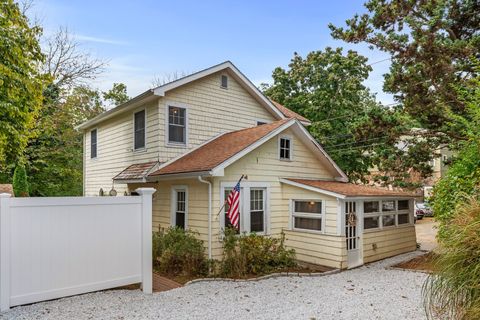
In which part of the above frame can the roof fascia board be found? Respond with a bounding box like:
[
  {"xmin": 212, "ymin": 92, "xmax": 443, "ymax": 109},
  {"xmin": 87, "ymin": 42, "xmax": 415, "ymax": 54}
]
[
  {"xmin": 147, "ymin": 171, "xmax": 211, "ymax": 181},
  {"xmin": 75, "ymin": 90, "xmax": 155, "ymax": 131},
  {"xmin": 153, "ymin": 61, "xmax": 286, "ymax": 120},
  {"xmin": 279, "ymin": 178, "xmax": 346, "ymax": 199},
  {"xmin": 113, "ymin": 178, "xmax": 147, "ymax": 184}
]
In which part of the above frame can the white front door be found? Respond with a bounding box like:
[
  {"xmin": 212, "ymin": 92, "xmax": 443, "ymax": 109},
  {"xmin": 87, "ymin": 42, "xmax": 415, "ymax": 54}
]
[{"xmin": 345, "ymin": 201, "xmax": 363, "ymax": 269}]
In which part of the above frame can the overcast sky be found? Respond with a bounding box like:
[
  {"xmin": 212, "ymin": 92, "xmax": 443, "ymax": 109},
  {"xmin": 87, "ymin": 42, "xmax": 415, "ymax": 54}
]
[{"xmin": 29, "ymin": 0, "xmax": 394, "ymax": 105}]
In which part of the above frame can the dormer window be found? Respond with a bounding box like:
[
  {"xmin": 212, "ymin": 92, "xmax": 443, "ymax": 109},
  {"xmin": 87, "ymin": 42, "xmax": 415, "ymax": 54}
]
[
  {"xmin": 221, "ymin": 75, "xmax": 228, "ymax": 89},
  {"xmin": 279, "ymin": 136, "xmax": 292, "ymax": 160}
]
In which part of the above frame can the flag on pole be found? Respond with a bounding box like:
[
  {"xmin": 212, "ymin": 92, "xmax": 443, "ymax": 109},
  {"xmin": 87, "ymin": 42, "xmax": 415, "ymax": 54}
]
[{"xmin": 226, "ymin": 180, "xmax": 241, "ymax": 229}]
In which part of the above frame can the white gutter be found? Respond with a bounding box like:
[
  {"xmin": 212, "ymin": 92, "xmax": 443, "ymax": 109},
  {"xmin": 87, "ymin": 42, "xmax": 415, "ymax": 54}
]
[{"xmin": 198, "ymin": 175, "xmax": 212, "ymax": 260}]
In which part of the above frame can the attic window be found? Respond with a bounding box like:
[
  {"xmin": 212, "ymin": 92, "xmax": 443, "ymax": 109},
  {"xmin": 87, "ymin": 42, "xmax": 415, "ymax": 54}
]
[
  {"xmin": 221, "ymin": 75, "xmax": 228, "ymax": 89},
  {"xmin": 279, "ymin": 137, "xmax": 292, "ymax": 160}
]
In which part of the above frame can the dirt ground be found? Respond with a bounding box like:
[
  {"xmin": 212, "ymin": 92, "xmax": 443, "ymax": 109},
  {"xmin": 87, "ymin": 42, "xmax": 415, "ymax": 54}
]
[{"xmin": 415, "ymin": 217, "xmax": 438, "ymax": 251}]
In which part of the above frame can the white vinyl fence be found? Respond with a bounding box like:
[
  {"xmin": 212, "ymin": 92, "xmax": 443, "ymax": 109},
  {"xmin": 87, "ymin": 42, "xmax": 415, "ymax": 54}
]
[{"xmin": 0, "ymin": 188, "xmax": 155, "ymax": 312}]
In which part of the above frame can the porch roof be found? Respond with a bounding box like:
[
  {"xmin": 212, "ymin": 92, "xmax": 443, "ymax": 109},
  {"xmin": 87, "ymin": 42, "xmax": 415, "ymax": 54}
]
[
  {"xmin": 281, "ymin": 178, "xmax": 416, "ymax": 199},
  {"xmin": 113, "ymin": 161, "xmax": 161, "ymax": 182}
]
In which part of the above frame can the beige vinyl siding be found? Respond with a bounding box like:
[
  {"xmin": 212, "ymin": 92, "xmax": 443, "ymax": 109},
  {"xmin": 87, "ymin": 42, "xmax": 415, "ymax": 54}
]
[
  {"xmin": 84, "ymin": 101, "xmax": 160, "ymax": 196},
  {"xmin": 362, "ymin": 225, "xmax": 417, "ymax": 263},
  {"xmin": 128, "ymin": 180, "xmax": 209, "ymax": 243},
  {"xmin": 283, "ymin": 231, "xmax": 346, "ymax": 269},
  {"xmin": 210, "ymin": 128, "xmax": 337, "ymax": 259},
  {"xmin": 83, "ymin": 71, "xmax": 277, "ymax": 196},
  {"xmin": 157, "ymin": 71, "xmax": 277, "ymax": 161}
]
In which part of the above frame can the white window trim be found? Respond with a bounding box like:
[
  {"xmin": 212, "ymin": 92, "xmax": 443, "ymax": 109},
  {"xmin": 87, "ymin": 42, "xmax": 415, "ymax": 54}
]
[
  {"xmin": 278, "ymin": 135, "xmax": 293, "ymax": 161},
  {"xmin": 90, "ymin": 128, "xmax": 98, "ymax": 159},
  {"xmin": 219, "ymin": 181, "xmax": 271, "ymax": 235},
  {"xmin": 165, "ymin": 101, "xmax": 189, "ymax": 147},
  {"xmin": 363, "ymin": 198, "xmax": 413, "ymax": 232},
  {"xmin": 220, "ymin": 74, "xmax": 228, "ymax": 89},
  {"xmin": 290, "ymin": 199, "xmax": 326, "ymax": 234},
  {"xmin": 133, "ymin": 108, "xmax": 147, "ymax": 152},
  {"xmin": 171, "ymin": 185, "xmax": 188, "ymax": 229}
]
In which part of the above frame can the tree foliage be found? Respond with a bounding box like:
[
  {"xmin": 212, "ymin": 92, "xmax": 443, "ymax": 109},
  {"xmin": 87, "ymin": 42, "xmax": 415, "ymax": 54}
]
[
  {"xmin": 25, "ymin": 86, "xmax": 105, "ymax": 196},
  {"xmin": 12, "ymin": 163, "xmax": 29, "ymax": 197},
  {"xmin": 103, "ymin": 82, "xmax": 129, "ymax": 106},
  {"xmin": 329, "ymin": 0, "xmax": 479, "ymax": 142},
  {"xmin": 0, "ymin": 0, "xmax": 45, "ymax": 169},
  {"xmin": 431, "ymin": 71, "xmax": 480, "ymax": 238},
  {"xmin": 263, "ymin": 48, "xmax": 408, "ymax": 181}
]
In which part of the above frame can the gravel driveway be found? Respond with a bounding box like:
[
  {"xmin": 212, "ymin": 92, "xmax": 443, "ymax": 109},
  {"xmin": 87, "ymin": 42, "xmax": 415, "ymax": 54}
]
[{"xmin": 0, "ymin": 252, "xmax": 427, "ymax": 320}]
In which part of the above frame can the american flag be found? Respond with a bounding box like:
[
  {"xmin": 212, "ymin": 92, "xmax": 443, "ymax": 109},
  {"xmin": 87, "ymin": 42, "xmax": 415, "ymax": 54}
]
[{"xmin": 226, "ymin": 181, "xmax": 241, "ymax": 229}]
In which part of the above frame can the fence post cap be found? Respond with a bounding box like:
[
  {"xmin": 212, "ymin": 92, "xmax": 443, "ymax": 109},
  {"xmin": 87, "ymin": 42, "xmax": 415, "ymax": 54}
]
[
  {"xmin": 0, "ymin": 193, "xmax": 12, "ymax": 198},
  {"xmin": 136, "ymin": 188, "xmax": 156, "ymax": 195}
]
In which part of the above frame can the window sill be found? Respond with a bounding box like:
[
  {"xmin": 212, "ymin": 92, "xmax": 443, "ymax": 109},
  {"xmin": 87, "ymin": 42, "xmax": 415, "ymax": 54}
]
[
  {"xmin": 289, "ymin": 228, "xmax": 324, "ymax": 235},
  {"xmin": 279, "ymin": 158, "xmax": 292, "ymax": 162},
  {"xmin": 166, "ymin": 142, "xmax": 187, "ymax": 148},
  {"xmin": 133, "ymin": 147, "xmax": 147, "ymax": 153},
  {"xmin": 363, "ymin": 224, "xmax": 414, "ymax": 233}
]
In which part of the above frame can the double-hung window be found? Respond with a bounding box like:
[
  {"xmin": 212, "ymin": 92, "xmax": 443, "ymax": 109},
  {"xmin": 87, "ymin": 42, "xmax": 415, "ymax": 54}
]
[
  {"xmin": 134, "ymin": 110, "xmax": 146, "ymax": 150},
  {"xmin": 168, "ymin": 106, "xmax": 186, "ymax": 144},
  {"xmin": 292, "ymin": 200, "xmax": 323, "ymax": 232},
  {"xmin": 222, "ymin": 185, "xmax": 268, "ymax": 234},
  {"xmin": 279, "ymin": 137, "xmax": 291, "ymax": 160},
  {"xmin": 172, "ymin": 187, "xmax": 187, "ymax": 229},
  {"xmin": 90, "ymin": 129, "xmax": 97, "ymax": 158}
]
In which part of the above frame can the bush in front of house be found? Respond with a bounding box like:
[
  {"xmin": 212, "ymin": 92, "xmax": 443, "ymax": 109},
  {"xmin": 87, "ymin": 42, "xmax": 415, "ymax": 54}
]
[
  {"xmin": 423, "ymin": 198, "xmax": 480, "ymax": 320},
  {"xmin": 152, "ymin": 227, "xmax": 208, "ymax": 277},
  {"xmin": 13, "ymin": 163, "xmax": 29, "ymax": 197},
  {"xmin": 220, "ymin": 228, "xmax": 296, "ymax": 278}
]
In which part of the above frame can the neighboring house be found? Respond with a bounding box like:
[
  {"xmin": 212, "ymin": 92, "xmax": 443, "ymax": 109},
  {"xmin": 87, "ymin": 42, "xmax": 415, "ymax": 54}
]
[{"xmin": 77, "ymin": 61, "xmax": 417, "ymax": 269}]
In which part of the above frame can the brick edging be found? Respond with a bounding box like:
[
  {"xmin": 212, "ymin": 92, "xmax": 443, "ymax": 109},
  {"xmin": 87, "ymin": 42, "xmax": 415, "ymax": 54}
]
[
  {"xmin": 184, "ymin": 269, "xmax": 341, "ymax": 286},
  {"xmin": 387, "ymin": 266, "xmax": 433, "ymax": 274}
]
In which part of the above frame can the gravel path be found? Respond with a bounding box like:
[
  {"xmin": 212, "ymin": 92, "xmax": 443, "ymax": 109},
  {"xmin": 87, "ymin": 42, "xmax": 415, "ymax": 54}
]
[{"xmin": 0, "ymin": 252, "xmax": 428, "ymax": 320}]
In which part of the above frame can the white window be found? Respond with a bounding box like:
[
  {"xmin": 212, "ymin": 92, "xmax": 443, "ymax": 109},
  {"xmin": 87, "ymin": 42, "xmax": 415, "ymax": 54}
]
[
  {"xmin": 363, "ymin": 199, "xmax": 411, "ymax": 230},
  {"xmin": 171, "ymin": 187, "xmax": 188, "ymax": 229},
  {"xmin": 250, "ymin": 189, "xmax": 265, "ymax": 232},
  {"xmin": 90, "ymin": 129, "xmax": 97, "ymax": 158},
  {"xmin": 134, "ymin": 110, "xmax": 146, "ymax": 150},
  {"xmin": 221, "ymin": 75, "xmax": 228, "ymax": 89},
  {"xmin": 221, "ymin": 183, "xmax": 269, "ymax": 234},
  {"xmin": 292, "ymin": 200, "xmax": 323, "ymax": 232},
  {"xmin": 279, "ymin": 136, "xmax": 292, "ymax": 160},
  {"xmin": 168, "ymin": 105, "xmax": 186, "ymax": 144}
]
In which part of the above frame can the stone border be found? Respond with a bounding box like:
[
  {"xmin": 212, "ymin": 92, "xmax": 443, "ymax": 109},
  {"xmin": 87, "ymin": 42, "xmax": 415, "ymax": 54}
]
[
  {"xmin": 184, "ymin": 269, "xmax": 341, "ymax": 286},
  {"xmin": 387, "ymin": 266, "xmax": 432, "ymax": 274}
]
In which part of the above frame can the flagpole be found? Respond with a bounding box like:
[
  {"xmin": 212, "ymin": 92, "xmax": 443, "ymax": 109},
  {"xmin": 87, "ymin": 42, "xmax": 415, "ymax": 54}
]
[{"xmin": 215, "ymin": 174, "xmax": 245, "ymax": 218}]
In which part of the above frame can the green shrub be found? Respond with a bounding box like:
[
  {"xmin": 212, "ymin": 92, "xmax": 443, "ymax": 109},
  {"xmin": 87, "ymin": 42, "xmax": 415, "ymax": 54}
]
[
  {"xmin": 431, "ymin": 141, "xmax": 480, "ymax": 240},
  {"xmin": 220, "ymin": 228, "xmax": 296, "ymax": 277},
  {"xmin": 152, "ymin": 227, "xmax": 207, "ymax": 277},
  {"xmin": 423, "ymin": 198, "xmax": 480, "ymax": 320},
  {"xmin": 12, "ymin": 163, "xmax": 29, "ymax": 197}
]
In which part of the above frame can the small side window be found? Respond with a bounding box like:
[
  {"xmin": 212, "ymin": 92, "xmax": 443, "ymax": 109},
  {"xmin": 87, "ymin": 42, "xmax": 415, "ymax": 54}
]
[
  {"xmin": 90, "ymin": 129, "xmax": 97, "ymax": 159},
  {"xmin": 221, "ymin": 75, "xmax": 228, "ymax": 89},
  {"xmin": 279, "ymin": 137, "xmax": 291, "ymax": 160}
]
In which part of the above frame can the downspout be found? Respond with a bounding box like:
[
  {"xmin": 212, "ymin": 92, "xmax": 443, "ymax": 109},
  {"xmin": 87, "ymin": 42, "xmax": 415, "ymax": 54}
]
[{"xmin": 198, "ymin": 176, "xmax": 212, "ymax": 260}]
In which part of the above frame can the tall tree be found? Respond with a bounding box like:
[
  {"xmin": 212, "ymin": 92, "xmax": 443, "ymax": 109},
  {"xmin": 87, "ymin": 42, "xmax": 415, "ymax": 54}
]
[
  {"xmin": 25, "ymin": 86, "xmax": 105, "ymax": 196},
  {"xmin": 0, "ymin": 0, "xmax": 45, "ymax": 169},
  {"xmin": 103, "ymin": 82, "xmax": 130, "ymax": 106},
  {"xmin": 329, "ymin": 0, "xmax": 480, "ymax": 143},
  {"xmin": 263, "ymin": 48, "xmax": 402, "ymax": 181}
]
